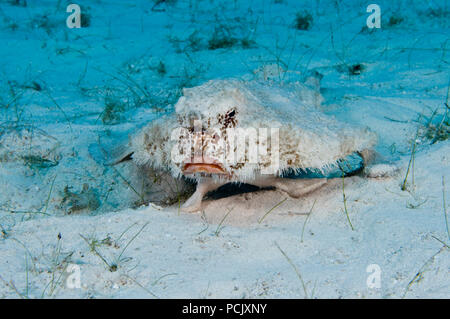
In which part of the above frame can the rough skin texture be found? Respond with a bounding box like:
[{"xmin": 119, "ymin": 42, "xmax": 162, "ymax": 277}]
[{"xmin": 127, "ymin": 78, "xmax": 378, "ymax": 211}]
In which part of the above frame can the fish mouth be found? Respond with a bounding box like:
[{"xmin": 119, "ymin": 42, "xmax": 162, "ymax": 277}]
[
  {"xmin": 183, "ymin": 163, "xmax": 227, "ymax": 174},
  {"xmin": 182, "ymin": 157, "xmax": 227, "ymax": 175}
]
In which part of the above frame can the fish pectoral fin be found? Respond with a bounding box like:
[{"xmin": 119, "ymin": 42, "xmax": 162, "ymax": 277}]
[
  {"xmin": 181, "ymin": 192, "xmax": 204, "ymax": 213},
  {"xmin": 274, "ymin": 178, "xmax": 327, "ymax": 198},
  {"xmin": 181, "ymin": 179, "xmax": 225, "ymax": 213}
]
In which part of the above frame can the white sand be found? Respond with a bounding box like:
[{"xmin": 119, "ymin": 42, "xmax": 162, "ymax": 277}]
[{"xmin": 0, "ymin": 0, "xmax": 448, "ymax": 298}]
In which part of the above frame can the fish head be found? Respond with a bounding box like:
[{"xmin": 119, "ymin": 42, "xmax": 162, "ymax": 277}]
[{"xmin": 176, "ymin": 109, "xmax": 238, "ymax": 178}]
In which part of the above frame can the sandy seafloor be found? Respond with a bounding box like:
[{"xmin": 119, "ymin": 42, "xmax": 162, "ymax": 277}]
[{"xmin": 0, "ymin": 0, "xmax": 449, "ymax": 298}]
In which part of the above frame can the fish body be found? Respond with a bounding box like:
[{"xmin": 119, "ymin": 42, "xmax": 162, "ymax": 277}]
[
  {"xmin": 105, "ymin": 78, "xmax": 386, "ymax": 212},
  {"xmin": 130, "ymin": 79, "xmax": 377, "ymax": 185}
]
